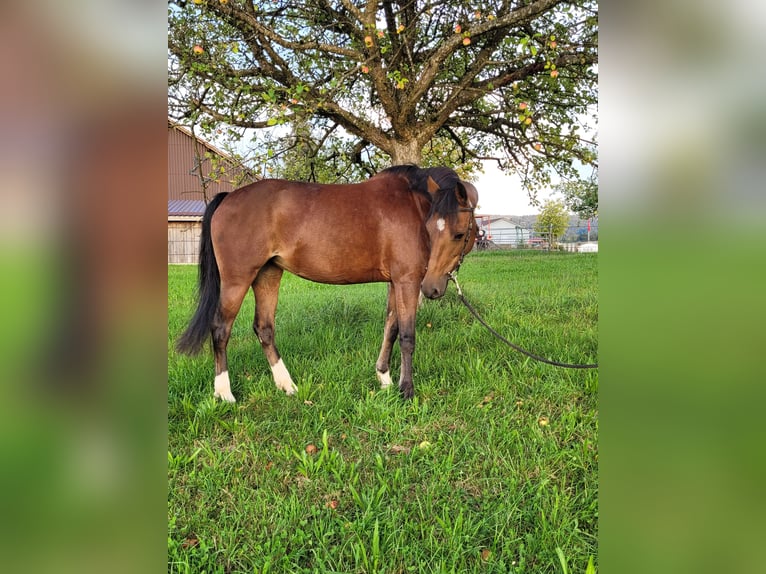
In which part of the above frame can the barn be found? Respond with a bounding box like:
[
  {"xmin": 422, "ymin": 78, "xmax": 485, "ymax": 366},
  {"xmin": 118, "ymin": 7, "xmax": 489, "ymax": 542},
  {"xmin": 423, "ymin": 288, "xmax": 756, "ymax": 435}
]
[{"xmin": 167, "ymin": 119, "xmax": 257, "ymax": 263}]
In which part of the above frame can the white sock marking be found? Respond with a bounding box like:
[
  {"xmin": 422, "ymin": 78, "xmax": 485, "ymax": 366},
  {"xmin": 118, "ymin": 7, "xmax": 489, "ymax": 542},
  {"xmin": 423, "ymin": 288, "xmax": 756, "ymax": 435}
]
[
  {"xmin": 214, "ymin": 371, "xmax": 236, "ymax": 403},
  {"xmin": 271, "ymin": 359, "xmax": 297, "ymax": 395},
  {"xmin": 376, "ymin": 369, "xmax": 393, "ymax": 389}
]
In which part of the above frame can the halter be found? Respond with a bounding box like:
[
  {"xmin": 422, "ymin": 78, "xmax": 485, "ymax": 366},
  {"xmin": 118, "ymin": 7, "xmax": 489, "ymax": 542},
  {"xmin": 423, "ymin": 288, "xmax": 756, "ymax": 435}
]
[{"xmin": 450, "ymin": 206, "xmax": 475, "ymax": 277}]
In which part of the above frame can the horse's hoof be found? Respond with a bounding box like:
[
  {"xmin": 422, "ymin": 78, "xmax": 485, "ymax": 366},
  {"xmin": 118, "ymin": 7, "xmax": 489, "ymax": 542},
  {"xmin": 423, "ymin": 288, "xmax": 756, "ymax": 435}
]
[
  {"xmin": 214, "ymin": 371, "xmax": 236, "ymax": 403},
  {"xmin": 281, "ymin": 383, "xmax": 298, "ymax": 396},
  {"xmin": 214, "ymin": 390, "xmax": 236, "ymax": 403},
  {"xmin": 376, "ymin": 369, "xmax": 393, "ymax": 389},
  {"xmin": 272, "ymin": 359, "xmax": 297, "ymax": 395}
]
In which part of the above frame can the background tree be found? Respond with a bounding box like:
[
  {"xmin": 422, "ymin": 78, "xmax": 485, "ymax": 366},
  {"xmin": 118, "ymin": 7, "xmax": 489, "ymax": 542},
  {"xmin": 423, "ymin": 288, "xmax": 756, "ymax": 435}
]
[
  {"xmin": 534, "ymin": 199, "xmax": 569, "ymax": 247},
  {"xmin": 168, "ymin": 0, "xmax": 597, "ymax": 189},
  {"xmin": 555, "ymin": 170, "xmax": 598, "ymax": 220}
]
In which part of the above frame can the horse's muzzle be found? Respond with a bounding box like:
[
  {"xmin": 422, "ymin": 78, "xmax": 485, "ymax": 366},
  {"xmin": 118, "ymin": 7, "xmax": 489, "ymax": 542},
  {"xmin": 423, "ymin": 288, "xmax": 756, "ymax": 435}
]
[{"xmin": 421, "ymin": 275, "xmax": 449, "ymax": 299}]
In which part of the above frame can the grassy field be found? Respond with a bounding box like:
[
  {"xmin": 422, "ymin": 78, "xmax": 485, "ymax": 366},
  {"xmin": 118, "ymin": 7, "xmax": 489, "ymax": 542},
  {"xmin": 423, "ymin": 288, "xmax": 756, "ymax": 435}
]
[{"xmin": 168, "ymin": 250, "xmax": 598, "ymax": 573}]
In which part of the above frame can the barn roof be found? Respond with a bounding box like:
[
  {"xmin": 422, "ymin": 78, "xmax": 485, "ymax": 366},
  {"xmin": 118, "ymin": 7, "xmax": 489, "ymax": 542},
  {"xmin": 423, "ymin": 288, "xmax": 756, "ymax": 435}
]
[
  {"xmin": 168, "ymin": 199, "xmax": 206, "ymax": 217},
  {"xmin": 168, "ymin": 118, "xmax": 234, "ymax": 161}
]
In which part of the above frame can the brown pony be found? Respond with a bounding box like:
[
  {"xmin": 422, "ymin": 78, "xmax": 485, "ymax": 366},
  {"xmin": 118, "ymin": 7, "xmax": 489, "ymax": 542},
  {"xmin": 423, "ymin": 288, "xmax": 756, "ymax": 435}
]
[{"xmin": 176, "ymin": 165, "xmax": 478, "ymax": 400}]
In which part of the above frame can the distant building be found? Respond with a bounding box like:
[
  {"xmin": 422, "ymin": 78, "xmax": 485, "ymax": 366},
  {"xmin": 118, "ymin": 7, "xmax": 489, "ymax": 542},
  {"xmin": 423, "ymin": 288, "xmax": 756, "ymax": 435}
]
[
  {"xmin": 476, "ymin": 215, "xmax": 532, "ymax": 246},
  {"xmin": 168, "ymin": 119, "xmax": 258, "ymax": 263}
]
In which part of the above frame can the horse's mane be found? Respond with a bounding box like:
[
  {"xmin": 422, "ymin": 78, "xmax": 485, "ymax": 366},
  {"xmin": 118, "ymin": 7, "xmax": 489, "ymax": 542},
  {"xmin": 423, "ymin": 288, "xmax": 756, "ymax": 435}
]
[{"xmin": 377, "ymin": 165, "xmax": 464, "ymax": 221}]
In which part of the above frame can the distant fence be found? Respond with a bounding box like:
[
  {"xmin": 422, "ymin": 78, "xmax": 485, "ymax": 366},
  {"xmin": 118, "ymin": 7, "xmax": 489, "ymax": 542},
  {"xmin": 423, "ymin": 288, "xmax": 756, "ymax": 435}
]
[
  {"xmin": 168, "ymin": 220, "xmax": 596, "ymax": 263},
  {"xmin": 482, "ymin": 224, "xmax": 598, "ymax": 248}
]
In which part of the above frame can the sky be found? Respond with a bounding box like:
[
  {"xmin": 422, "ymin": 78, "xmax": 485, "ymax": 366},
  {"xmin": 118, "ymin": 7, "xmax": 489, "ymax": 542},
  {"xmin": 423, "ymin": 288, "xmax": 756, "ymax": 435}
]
[{"xmin": 473, "ymin": 160, "xmax": 556, "ymax": 216}]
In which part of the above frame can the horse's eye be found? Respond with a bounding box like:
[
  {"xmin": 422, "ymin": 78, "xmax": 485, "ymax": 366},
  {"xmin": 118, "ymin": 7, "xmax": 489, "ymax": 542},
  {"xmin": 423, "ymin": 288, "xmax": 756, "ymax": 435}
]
[{"xmin": 453, "ymin": 233, "xmax": 465, "ymax": 241}]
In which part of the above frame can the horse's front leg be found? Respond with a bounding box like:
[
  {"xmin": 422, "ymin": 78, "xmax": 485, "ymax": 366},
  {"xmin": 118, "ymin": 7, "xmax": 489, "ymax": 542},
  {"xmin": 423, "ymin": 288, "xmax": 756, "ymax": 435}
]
[
  {"xmin": 375, "ymin": 284, "xmax": 399, "ymax": 389},
  {"xmin": 393, "ymin": 281, "xmax": 421, "ymax": 399}
]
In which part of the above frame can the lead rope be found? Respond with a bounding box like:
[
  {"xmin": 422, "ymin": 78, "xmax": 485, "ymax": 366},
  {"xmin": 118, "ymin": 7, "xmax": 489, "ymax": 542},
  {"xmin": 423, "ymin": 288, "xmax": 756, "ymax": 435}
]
[{"xmin": 448, "ymin": 271, "xmax": 599, "ymax": 370}]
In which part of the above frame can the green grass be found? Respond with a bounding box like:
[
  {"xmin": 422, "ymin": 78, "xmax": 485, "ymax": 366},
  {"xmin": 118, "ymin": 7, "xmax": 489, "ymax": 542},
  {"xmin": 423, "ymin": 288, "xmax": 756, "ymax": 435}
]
[{"xmin": 168, "ymin": 250, "xmax": 598, "ymax": 573}]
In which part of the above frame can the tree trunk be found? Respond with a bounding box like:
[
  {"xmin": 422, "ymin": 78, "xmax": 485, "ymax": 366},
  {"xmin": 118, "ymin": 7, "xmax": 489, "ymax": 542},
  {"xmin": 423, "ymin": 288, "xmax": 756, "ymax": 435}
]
[{"xmin": 389, "ymin": 139, "xmax": 423, "ymax": 166}]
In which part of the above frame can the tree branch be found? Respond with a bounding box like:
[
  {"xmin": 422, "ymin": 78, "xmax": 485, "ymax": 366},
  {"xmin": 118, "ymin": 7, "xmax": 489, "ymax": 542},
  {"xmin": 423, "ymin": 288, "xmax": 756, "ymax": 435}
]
[{"xmin": 213, "ymin": 2, "xmax": 362, "ymax": 59}]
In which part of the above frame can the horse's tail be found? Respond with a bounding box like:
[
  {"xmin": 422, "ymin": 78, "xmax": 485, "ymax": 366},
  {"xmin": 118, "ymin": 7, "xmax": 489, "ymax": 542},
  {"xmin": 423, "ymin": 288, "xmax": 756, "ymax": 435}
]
[{"xmin": 176, "ymin": 192, "xmax": 229, "ymax": 355}]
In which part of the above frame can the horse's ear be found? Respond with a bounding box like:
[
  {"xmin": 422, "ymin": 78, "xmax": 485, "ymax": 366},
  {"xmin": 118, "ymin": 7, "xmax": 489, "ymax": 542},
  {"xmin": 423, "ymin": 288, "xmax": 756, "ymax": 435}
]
[
  {"xmin": 455, "ymin": 181, "xmax": 470, "ymax": 207},
  {"xmin": 461, "ymin": 180, "xmax": 478, "ymax": 208},
  {"xmin": 426, "ymin": 176, "xmax": 440, "ymax": 197}
]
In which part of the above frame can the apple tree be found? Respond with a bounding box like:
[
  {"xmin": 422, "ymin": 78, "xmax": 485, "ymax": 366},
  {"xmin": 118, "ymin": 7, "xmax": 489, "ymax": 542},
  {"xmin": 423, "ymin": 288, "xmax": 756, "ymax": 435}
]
[{"xmin": 168, "ymin": 0, "xmax": 598, "ymax": 187}]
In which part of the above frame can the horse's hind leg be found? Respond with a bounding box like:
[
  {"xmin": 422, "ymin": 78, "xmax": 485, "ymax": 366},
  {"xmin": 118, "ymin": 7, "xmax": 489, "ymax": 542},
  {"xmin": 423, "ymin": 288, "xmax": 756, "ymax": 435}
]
[
  {"xmin": 252, "ymin": 263, "xmax": 297, "ymax": 395},
  {"xmin": 212, "ymin": 280, "xmax": 251, "ymax": 403},
  {"xmin": 375, "ymin": 284, "xmax": 399, "ymax": 389}
]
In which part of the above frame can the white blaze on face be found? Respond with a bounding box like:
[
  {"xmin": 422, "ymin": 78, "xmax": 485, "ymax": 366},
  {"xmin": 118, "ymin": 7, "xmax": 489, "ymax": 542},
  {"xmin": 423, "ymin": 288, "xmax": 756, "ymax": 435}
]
[
  {"xmin": 271, "ymin": 358, "xmax": 298, "ymax": 395},
  {"xmin": 436, "ymin": 218, "xmax": 446, "ymax": 232},
  {"xmin": 214, "ymin": 370, "xmax": 236, "ymax": 403}
]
